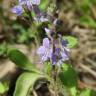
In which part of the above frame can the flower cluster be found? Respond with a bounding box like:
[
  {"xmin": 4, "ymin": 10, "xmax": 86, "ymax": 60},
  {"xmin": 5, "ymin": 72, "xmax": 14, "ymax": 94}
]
[
  {"xmin": 11, "ymin": 0, "xmax": 48, "ymax": 22},
  {"xmin": 37, "ymin": 31, "xmax": 70, "ymax": 68},
  {"xmin": 12, "ymin": 0, "xmax": 39, "ymax": 15},
  {"xmin": 11, "ymin": 0, "xmax": 70, "ymax": 72},
  {"xmin": 35, "ymin": 4, "xmax": 70, "ymax": 69}
]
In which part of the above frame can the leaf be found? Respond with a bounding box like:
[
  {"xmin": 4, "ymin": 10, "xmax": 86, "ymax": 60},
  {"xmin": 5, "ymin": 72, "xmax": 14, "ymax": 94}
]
[
  {"xmin": 63, "ymin": 36, "xmax": 78, "ymax": 48},
  {"xmin": 59, "ymin": 63, "xmax": 78, "ymax": 96},
  {"xmin": 39, "ymin": 0, "xmax": 50, "ymax": 11},
  {"xmin": 0, "ymin": 82, "xmax": 6, "ymax": 94},
  {"xmin": 0, "ymin": 42, "xmax": 7, "ymax": 57},
  {"xmin": 44, "ymin": 62, "xmax": 51, "ymax": 75},
  {"xmin": 80, "ymin": 16, "xmax": 96, "ymax": 28},
  {"xmin": 13, "ymin": 72, "xmax": 49, "ymax": 96},
  {"xmin": 8, "ymin": 49, "xmax": 40, "ymax": 73},
  {"xmin": 79, "ymin": 88, "xmax": 96, "ymax": 96},
  {"xmin": 17, "ymin": 32, "xmax": 29, "ymax": 43}
]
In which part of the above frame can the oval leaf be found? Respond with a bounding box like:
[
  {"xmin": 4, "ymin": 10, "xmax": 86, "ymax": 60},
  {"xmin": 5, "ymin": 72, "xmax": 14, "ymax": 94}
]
[
  {"xmin": 59, "ymin": 63, "xmax": 78, "ymax": 96},
  {"xmin": 63, "ymin": 36, "xmax": 78, "ymax": 48},
  {"xmin": 14, "ymin": 72, "xmax": 49, "ymax": 96},
  {"xmin": 8, "ymin": 49, "xmax": 40, "ymax": 73}
]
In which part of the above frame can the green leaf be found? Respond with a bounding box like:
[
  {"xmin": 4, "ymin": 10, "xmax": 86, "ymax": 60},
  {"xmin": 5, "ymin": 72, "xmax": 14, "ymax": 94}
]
[
  {"xmin": 80, "ymin": 16, "xmax": 96, "ymax": 28},
  {"xmin": 8, "ymin": 49, "xmax": 40, "ymax": 73},
  {"xmin": 39, "ymin": 0, "xmax": 50, "ymax": 11},
  {"xmin": 0, "ymin": 42, "xmax": 7, "ymax": 57},
  {"xmin": 63, "ymin": 36, "xmax": 78, "ymax": 48},
  {"xmin": 59, "ymin": 63, "xmax": 78, "ymax": 96},
  {"xmin": 79, "ymin": 88, "xmax": 96, "ymax": 96},
  {"xmin": 0, "ymin": 82, "xmax": 6, "ymax": 94},
  {"xmin": 13, "ymin": 72, "xmax": 48, "ymax": 96},
  {"xmin": 44, "ymin": 62, "xmax": 51, "ymax": 75}
]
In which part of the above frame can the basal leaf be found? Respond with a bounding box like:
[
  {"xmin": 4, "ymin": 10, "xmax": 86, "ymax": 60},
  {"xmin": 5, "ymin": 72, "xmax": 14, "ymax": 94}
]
[
  {"xmin": 13, "ymin": 72, "xmax": 48, "ymax": 96},
  {"xmin": 63, "ymin": 36, "xmax": 78, "ymax": 48},
  {"xmin": 59, "ymin": 63, "xmax": 78, "ymax": 96},
  {"xmin": 8, "ymin": 49, "xmax": 40, "ymax": 73}
]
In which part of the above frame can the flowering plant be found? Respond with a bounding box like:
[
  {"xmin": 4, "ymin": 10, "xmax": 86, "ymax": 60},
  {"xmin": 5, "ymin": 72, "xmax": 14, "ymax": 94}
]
[{"xmin": 8, "ymin": 0, "xmax": 89, "ymax": 96}]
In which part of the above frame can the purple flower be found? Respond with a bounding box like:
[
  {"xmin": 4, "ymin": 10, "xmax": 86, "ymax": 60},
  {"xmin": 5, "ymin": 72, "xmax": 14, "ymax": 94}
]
[
  {"xmin": 50, "ymin": 48, "xmax": 69, "ymax": 67},
  {"xmin": 43, "ymin": 38, "xmax": 50, "ymax": 48},
  {"xmin": 33, "ymin": 5, "xmax": 49, "ymax": 22},
  {"xmin": 50, "ymin": 43, "xmax": 69, "ymax": 67},
  {"xmin": 19, "ymin": 0, "xmax": 33, "ymax": 10},
  {"xmin": 19, "ymin": 0, "xmax": 40, "ymax": 7},
  {"xmin": 11, "ymin": 5, "xmax": 23, "ymax": 16},
  {"xmin": 61, "ymin": 48, "xmax": 69, "ymax": 61},
  {"xmin": 51, "ymin": 47, "xmax": 61, "ymax": 65},
  {"xmin": 44, "ymin": 28, "xmax": 55, "ymax": 36},
  {"xmin": 19, "ymin": 0, "xmax": 27, "ymax": 5},
  {"xmin": 31, "ymin": 0, "xmax": 40, "ymax": 5},
  {"xmin": 37, "ymin": 36, "xmax": 70, "ymax": 68},
  {"xmin": 44, "ymin": 28, "xmax": 50, "ymax": 34},
  {"xmin": 37, "ymin": 38, "xmax": 52, "ymax": 62},
  {"xmin": 51, "ymin": 53, "xmax": 57, "ymax": 65},
  {"xmin": 58, "ymin": 60, "xmax": 62, "ymax": 68},
  {"xmin": 33, "ymin": 5, "xmax": 42, "ymax": 18},
  {"xmin": 61, "ymin": 39, "xmax": 69, "ymax": 46},
  {"xmin": 54, "ymin": 48, "xmax": 60, "ymax": 56}
]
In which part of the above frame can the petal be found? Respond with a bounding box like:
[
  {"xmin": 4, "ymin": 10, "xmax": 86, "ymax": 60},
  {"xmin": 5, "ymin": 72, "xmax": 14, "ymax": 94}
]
[
  {"xmin": 47, "ymin": 48, "xmax": 52, "ymax": 58},
  {"xmin": 33, "ymin": 5, "xmax": 42, "ymax": 17},
  {"xmin": 54, "ymin": 48, "xmax": 60, "ymax": 56},
  {"xmin": 51, "ymin": 53, "xmax": 57, "ymax": 65},
  {"xmin": 41, "ymin": 48, "xmax": 52, "ymax": 62},
  {"xmin": 43, "ymin": 38, "xmax": 50, "ymax": 48},
  {"xmin": 31, "ymin": 0, "xmax": 40, "ymax": 5},
  {"xmin": 37, "ymin": 46, "xmax": 46, "ymax": 55},
  {"xmin": 19, "ymin": 0, "xmax": 27, "ymax": 5},
  {"xmin": 11, "ymin": 5, "xmax": 23, "ymax": 16},
  {"xmin": 39, "ymin": 16, "xmax": 49, "ymax": 22},
  {"xmin": 64, "ymin": 47, "xmax": 70, "ymax": 52},
  {"xmin": 42, "ymin": 55, "xmax": 48, "ymax": 62},
  {"xmin": 58, "ymin": 60, "xmax": 62, "ymax": 68},
  {"xmin": 45, "ymin": 28, "xmax": 50, "ymax": 34},
  {"xmin": 61, "ymin": 51, "xmax": 69, "ymax": 61},
  {"xmin": 61, "ymin": 39, "xmax": 69, "ymax": 46},
  {"xmin": 26, "ymin": 1, "xmax": 33, "ymax": 10}
]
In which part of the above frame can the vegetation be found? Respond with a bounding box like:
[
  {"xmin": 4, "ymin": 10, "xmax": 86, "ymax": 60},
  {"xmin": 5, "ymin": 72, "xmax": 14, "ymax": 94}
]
[{"xmin": 0, "ymin": 0, "xmax": 96, "ymax": 96}]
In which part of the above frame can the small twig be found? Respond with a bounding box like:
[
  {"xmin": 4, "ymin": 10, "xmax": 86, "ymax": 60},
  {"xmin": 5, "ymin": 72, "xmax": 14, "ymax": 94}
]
[
  {"xmin": 33, "ymin": 90, "xmax": 38, "ymax": 96},
  {"xmin": 86, "ymin": 58, "xmax": 96, "ymax": 67},
  {"xmin": 79, "ymin": 63, "xmax": 96, "ymax": 79}
]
